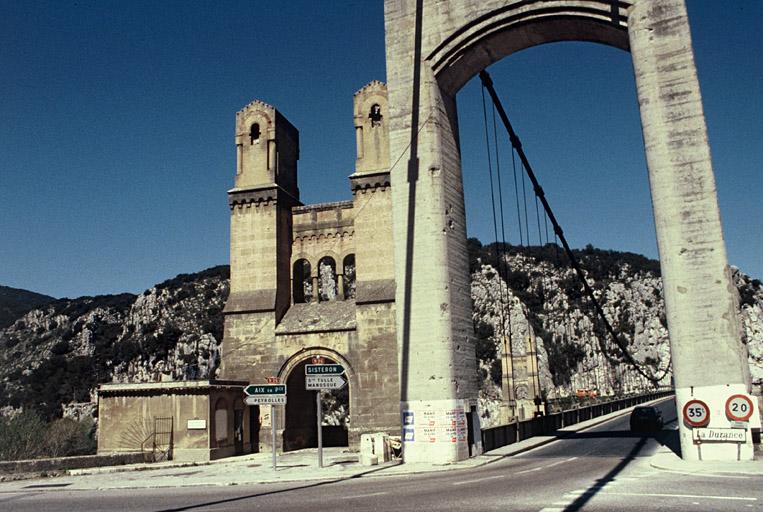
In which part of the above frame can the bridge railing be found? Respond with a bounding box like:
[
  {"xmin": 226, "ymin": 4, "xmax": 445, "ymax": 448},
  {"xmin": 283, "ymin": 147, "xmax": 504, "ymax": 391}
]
[{"xmin": 481, "ymin": 390, "xmax": 674, "ymax": 452}]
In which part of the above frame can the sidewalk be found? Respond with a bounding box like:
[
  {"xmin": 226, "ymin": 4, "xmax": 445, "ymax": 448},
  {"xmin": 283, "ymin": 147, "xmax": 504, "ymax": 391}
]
[
  {"xmin": 649, "ymin": 447, "xmax": 763, "ymax": 477},
  {"xmin": 1, "ymin": 397, "xmax": 760, "ymax": 491}
]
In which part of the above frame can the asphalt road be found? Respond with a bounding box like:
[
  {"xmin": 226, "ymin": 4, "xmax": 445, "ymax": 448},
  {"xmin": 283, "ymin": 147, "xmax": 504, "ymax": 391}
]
[{"xmin": 1, "ymin": 399, "xmax": 760, "ymax": 511}]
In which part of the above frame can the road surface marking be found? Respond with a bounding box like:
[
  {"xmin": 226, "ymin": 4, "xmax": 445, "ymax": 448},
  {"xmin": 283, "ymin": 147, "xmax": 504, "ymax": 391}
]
[
  {"xmin": 517, "ymin": 457, "xmax": 578, "ymax": 475},
  {"xmin": 539, "ymin": 508, "xmax": 564, "ymax": 512},
  {"xmin": 516, "ymin": 467, "xmax": 543, "ymax": 474},
  {"xmin": 340, "ymin": 491, "xmax": 388, "ymax": 499},
  {"xmin": 543, "ymin": 456, "xmax": 578, "ymax": 468},
  {"xmin": 568, "ymin": 490, "xmax": 756, "ymax": 502},
  {"xmin": 452, "ymin": 474, "xmax": 506, "ymax": 486}
]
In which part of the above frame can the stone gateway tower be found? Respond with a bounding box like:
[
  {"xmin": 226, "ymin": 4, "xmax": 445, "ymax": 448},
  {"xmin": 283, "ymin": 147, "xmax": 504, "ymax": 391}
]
[{"xmin": 220, "ymin": 84, "xmax": 403, "ymax": 452}]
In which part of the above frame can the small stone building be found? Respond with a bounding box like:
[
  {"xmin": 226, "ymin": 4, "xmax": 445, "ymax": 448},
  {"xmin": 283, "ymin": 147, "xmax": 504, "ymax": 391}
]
[
  {"xmin": 220, "ymin": 81, "xmax": 399, "ymax": 452},
  {"xmin": 98, "ymin": 380, "xmax": 249, "ymax": 462}
]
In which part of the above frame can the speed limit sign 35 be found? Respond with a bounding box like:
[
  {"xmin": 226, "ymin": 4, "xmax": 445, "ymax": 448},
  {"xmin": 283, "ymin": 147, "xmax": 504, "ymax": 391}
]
[
  {"xmin": 683, "ymin": 399, "xmax": 710, "ymax": 428},
  {"xmin": 725, "ymin": 394, "xmax": 754, "ymax": 422}
]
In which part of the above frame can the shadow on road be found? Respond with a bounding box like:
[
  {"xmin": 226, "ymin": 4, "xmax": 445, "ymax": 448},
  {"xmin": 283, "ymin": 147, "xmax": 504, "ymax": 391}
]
[
  {"xmin": 155, "ymin": 463, "xmax": 395, "ymax": 512},
  {"xmin": 562, "ymin": 436, "xmax": 648, "ymax": 511}
]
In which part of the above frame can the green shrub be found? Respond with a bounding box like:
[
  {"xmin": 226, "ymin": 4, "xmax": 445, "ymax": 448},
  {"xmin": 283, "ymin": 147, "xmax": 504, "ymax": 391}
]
[
  {"xmin": 42, "ymin": 417, "xmax": 96, "ymax": 458},
  {"xmin": 0, "ymin": 411, "xmax": 46, "ymax": 460}
]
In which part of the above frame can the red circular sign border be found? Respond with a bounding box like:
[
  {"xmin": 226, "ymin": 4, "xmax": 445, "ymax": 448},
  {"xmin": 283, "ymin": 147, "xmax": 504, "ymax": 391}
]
[
  {"xmin": 682, "ymin": 399, "xmax": 710, "ymax": 428},
  {"xmin": 725, "ymin": 394, "xmax": 754, "ymax": 422}
]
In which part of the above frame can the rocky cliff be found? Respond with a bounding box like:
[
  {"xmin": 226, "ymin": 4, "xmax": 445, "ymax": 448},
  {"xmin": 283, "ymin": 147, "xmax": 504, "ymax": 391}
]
[{"xmin": 1, "ymin": 245, "xmax": 761, "ymax": 426}]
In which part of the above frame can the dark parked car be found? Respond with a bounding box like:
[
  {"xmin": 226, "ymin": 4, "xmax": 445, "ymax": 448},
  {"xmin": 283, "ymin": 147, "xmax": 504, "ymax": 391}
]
[{"xmin": 630, "ymin": 406, "xmax": 664, "ymax": 432}]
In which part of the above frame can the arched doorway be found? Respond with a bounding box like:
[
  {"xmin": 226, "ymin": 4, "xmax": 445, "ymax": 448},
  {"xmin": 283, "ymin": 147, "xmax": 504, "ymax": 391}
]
[
  {"xmin": 385, "ymin": 0, "xmax": 749, "ymax": 463},
  {"xmin": 282, "ymin": 356, "xmax": 350, "ymax": 452}
]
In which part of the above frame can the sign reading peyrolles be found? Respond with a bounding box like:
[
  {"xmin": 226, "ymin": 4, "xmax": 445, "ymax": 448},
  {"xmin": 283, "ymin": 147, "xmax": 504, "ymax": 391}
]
[{"xmin": 243, "ymin": 384, "xmax": 287, "ymax": 405}]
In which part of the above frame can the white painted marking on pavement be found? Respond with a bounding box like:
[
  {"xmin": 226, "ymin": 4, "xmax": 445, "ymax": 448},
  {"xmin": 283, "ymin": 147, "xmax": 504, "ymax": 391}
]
[
  {"xmin": 340, "ymin": 491, "xmax": 388, "ymax": 499},
  {"xmin": 544, "ymin": 456, "xmax": 578, "ymax": 469},
  {"xmin": 516, "ymin": 466, "xmax": 543, "ymax": 474},
  {"xmin": 568, "ymin": 490, "xmax": 756, "ymax": 502},
  {"xmin": 517, "ymin": 456, "xmax": 578, "ymax": 475},
  {"xmin": 452, "ymin": 474, "xmax": 506, "ymax": 486}
]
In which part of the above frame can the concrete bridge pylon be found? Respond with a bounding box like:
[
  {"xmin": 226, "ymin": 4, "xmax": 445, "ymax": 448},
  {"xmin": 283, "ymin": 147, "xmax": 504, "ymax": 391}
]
[{"xmin": 384, "ymin": 0, "xmax": 752, "ymax": 463}]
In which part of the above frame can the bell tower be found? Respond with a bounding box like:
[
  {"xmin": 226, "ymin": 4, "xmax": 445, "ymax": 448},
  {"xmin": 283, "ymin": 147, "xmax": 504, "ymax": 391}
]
[{"xmin": 221, "ymin": 100, "xmax": 299, "ymax": 381}]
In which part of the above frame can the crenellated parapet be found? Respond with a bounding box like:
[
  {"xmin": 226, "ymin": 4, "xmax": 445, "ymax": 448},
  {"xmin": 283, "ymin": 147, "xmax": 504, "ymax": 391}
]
[
  {"xmin": 228, "ymin": 186, "xmax": 300, "ymax": 210},
  {"xmin": 350, "ymin": 170, "xmax": 391, "ymax": 195}
]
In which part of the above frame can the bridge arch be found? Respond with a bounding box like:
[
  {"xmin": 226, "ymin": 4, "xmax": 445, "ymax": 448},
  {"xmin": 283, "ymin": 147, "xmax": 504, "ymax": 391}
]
[
  {"xmin": 384, "ymin": 0, "xmax": 749, "ymax": 464},
  {"xmin": 427, "ymin": 1, "xmax": 630, "ymax": 95}
]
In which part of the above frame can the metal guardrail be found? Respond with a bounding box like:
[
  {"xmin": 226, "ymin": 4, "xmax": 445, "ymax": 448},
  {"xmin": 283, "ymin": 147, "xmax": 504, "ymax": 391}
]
[{"xmin": 481, "ymin": 390, "xmax": 674, "ymax": 452}]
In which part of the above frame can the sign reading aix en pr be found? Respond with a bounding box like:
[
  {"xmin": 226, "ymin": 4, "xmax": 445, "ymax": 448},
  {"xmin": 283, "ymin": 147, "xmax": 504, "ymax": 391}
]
[{"xmin": 244, "ymin": 384, "xmax": 286, "ymax": 395}]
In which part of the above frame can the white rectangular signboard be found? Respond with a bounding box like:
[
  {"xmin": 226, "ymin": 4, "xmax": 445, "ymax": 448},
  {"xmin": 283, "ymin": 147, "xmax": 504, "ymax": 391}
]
[
  {"xmin": 692, "ymin": 428, "xmax": 746, "ymax": 443},
  {"xmin": 245, "ymin": 395, "xmax": 287, "ymax": 406},
  {"xmin": 305, "ymin": 374, "xmax": 346, "ymax": 390},
  {"xmin": 187, "ymin": 419, "xmax": 207, "ymax": 430}
]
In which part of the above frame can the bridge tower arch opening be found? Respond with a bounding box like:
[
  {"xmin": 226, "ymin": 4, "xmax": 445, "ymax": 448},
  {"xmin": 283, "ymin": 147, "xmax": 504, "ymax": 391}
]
[
  {"xmin": 385, "ymin": 0, "xmax": 751, "ymax": 463},
  {"xmin": 280, "ymin": 351, "xmax": 351, "ymax": 452}
]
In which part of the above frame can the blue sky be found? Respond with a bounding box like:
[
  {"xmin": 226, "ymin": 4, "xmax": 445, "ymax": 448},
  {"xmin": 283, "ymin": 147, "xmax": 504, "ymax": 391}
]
[{"xmin": 1, "ymin": 1, "xmax": 761, "ymax": 299}]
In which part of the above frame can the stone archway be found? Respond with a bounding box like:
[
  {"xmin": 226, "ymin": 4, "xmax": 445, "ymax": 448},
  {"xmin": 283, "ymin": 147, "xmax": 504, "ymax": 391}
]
[
  {"xmin": 279, "ymin": 349, "xmax": 353, "ymax": 452},
  {"xmin": 384, "ymin": 0, "xmax": 750, "ymax": 463}
]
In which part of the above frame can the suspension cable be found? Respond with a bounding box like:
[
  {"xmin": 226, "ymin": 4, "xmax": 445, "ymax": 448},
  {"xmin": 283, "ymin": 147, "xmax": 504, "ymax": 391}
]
[
  {"xmin": 510, "ymin": 149, "xmax": 524, "ymax": 246},
  {"xmin": 479, "ymin": 70, "xmax": 671, "ymax": 384},
  {"xmin": 490, "ymin": 100, "xmax": 516, "ymax": 384},
  {"xmin": 481, "ymin": 86, "xmax": 512, "ymax": 380}
]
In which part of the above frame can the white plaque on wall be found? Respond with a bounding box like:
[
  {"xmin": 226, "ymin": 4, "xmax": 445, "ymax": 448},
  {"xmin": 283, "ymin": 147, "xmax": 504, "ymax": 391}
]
[{"xmin": 187, "ymin": 419, "xmax": 207, "ymax": 430}]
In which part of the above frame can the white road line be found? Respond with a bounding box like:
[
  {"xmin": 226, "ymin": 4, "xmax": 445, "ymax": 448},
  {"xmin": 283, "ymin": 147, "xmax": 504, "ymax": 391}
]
[
  {"xmin": 539, "ymin": 508, "xmax": 565, "ymax": 512},
  {"xmin": 517, "ymin": 456, "xmax": 578, "ymax": 475},
  {"xmin": 604, "ymin": 492, "xmax": 757, "ymax": 501},
  {"xmin": 340, "ymin": 491, "xmax": 388, "ymax": 499},
  {"xmin": 452, "ymin": 474, "xmax": 506, "ymax": 486},
  {"xmin": 543, "ymin": 456, "xmax": 578, "ymax": 469},
  {"xmin": 516, "ymin": 467, "xmax": 543, "ymax": 474},
  {"xmin": 568, "ymin": 490, "xmax": 756, "ymax": 502}
]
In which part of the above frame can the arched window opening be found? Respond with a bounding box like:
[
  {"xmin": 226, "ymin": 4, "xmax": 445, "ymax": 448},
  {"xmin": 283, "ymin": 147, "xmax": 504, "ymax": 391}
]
[
  {"xmin": 318, "ymin": 257, "xmax": 337, "ymax": 302},
  {"xmin": 249, "ymin": 123, "xmax": 261, "ymax": 144},
  {"xmin": 293, "ymin": 259, "xmax": 312, "ymax": 303},
  {"xmin": 214, "ymin": 398, "xmax": 228, "ymax": 443},
  {"xmin": 369, "ymin": 104, "xmax": 383, "ymax": 127},
  {"xmin": 343, "ymin": 254, "xmax": 356, "ymax": 300}
]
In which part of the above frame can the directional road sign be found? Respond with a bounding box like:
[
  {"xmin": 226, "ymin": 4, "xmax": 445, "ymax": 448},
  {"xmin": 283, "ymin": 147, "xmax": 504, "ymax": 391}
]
[
  {"xmin": 305, "ymin": 364, "xmax": 345, "ymax": 375},
  {"xmin": 683, "ymin": 399, "xmax": 710, "ymax": 428},
  {"xmin": 305, "ymin": 374, "xmax": 347, "ymax": 391},
  {"xmin": 244, "ymin": 384, "xmax": 286, "ymax": 396},
  {"xmin": 245, "ymin": 395, "xmax": 287, "ymax": 406}
]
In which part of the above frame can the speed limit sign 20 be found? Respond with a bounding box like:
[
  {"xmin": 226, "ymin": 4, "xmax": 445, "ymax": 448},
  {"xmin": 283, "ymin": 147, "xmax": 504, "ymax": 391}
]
[
  {"xmin": 725, "ymin": 394, "xmax": 754, "ymax": 422},
  {"xmin": 683, "ymin": 399, "xmax": 710, "ymax": 428}
]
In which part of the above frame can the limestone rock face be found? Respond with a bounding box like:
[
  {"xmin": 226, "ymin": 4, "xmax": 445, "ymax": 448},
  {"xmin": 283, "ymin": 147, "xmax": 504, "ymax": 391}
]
[
  {"xmin": 1, "ymin": 249, "xmax": 761, "ymax": 427},
  {"xmin": 468, "ymin": 244, "xmax": 762, "ymax": 427},
  {"xmin": 0, "ymin": 266, "xmax": 229, "ymax": 419}
]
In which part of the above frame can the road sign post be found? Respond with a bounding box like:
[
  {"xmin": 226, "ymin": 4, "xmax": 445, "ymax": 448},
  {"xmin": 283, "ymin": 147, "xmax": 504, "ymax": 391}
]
[
  {"xmin": 316, "ymin": 391, "xmax": 323, "ymax": 468},
  {"xmin": 244, "ymin": 384, "xmax": 287, "ymax": 471},
  {"xmin": 305, "ymin": 363, "xmax": 346, "ymax": 468},
  {"xmin": 272, "ymin": 404, "xmax": 277, "ymax": 471}
]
